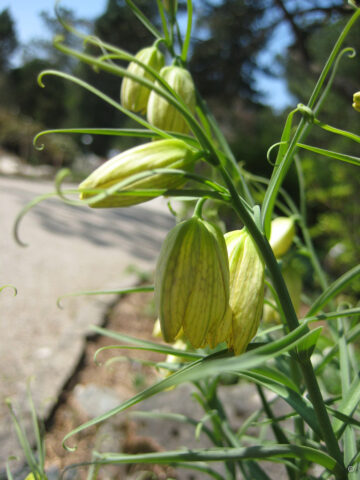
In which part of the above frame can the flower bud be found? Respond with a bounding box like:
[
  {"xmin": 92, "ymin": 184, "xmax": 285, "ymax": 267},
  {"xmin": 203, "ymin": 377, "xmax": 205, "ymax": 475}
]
[
  {"xmin": 120, "ymin": 46, "xmax": 165, "ymax": 114},
  {"xmin": 147, "ymin": 66, "xmax": 196, "ymax": 134},
  {"xmin": 225, "ymin": 229, "xmax": 265, "ymax": 355},
  {"xmin": 79, "ymin": 139, "xmax": 197, "ymax": 208},
  {"xmin": 155, "ymin": 216, "xmax": 231, "ymax": 348},
  {"xmin": 353, "ymin": 91, "xmax": 360, "ymax": 112},
  {"xmin": 269, "ymin": 217, "xmax": 295, "ymax": 258}
]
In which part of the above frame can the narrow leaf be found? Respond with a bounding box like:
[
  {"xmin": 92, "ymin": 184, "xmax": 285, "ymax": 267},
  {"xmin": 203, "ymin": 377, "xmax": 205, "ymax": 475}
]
[
  {"xmin": 297, "ymin": 143, "xmax": 360, "ymax": 167},
  {"xmin": 307, "ymin": 265, "xmax": 360, "ymax": 316}
]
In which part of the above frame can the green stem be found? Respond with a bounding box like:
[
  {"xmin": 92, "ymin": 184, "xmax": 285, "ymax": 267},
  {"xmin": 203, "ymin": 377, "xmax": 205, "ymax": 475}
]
[
  {"xmin": 256, "ymin": 385, "xmax": 296, "ymax": 480},
  {"xmin": 294, "ymin": 156, "xmax": 328, "ymax": 291},
  {"xmin": 193, "ymin": 198, "xmax": 206, "ymax": 218},
  {"xmin": 262, "ymin": 9, "xmax": 360, "ymax": 236},
  {"xmin": 194, "ymin": 382, "xmax": 236, "ymax": 479},
  {"xmin": 156, "ymin": 0, "xmax": 170, "ymax": 42},
  {"xmin": 300, "ymin": 219, "xmax": 329, "ymax": 291},
  {"xmin": 195, "ymin": 91, "xmax": 254, "ymax": 206},
  {"xmin": 219, "ymin": 165, "xmax": 345, "ymax": 471},
  {"xmin": 289, "ymin": 359, "xmax": 307, "ymax": 479},
  {"xmin": 181, "ymin": 0, "xmax": 193, "ymax": 62},
  {"xmin": 308, "ymin": 8, "xmax": 360, "ymax": 109}
]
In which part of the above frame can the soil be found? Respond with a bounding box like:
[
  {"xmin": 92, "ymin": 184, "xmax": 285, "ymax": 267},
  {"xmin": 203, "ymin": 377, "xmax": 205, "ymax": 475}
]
[
  {"xmin": 44, "ymin": 291, "xmax": 175, "ymax": 479},
  {"xmin": 41, "ymin": 291, "xmax": 290, "ymax": 480}
]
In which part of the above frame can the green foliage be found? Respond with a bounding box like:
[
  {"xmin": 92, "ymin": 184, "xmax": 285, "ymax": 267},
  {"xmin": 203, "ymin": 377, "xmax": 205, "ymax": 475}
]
[
  {"xmin": 0, "ymin": 107, "xmax": 78, "ymax": 166},
  {"xmin": 283, "ymin": 18, "xmax": 360, "ymax": 292},
  {"xmin": 0, "ymin": 8, "xmax": 18, "ymax": 72},
  {"xmin": 94, "ymin": 0, "xmax": 158, "ymax": 52},
  {"xmin": 6, "ymin": 2, "xmax": 360, "ymax": 479},
  {"xmin": 7, "ymin": 59, "xmax": 68, "ymax": 128},
  {"xmin": 189, "ymin": 0, "xmax": 270, "ymax": 102}
]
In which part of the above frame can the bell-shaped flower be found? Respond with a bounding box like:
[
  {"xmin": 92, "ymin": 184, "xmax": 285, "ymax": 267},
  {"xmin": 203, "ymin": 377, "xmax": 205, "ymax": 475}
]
[
  {"xmin": 155, "ymin": 216, "xmax": 231, "ymax": 348},
  {"xmin": 353, "ymin": 91, "xmax": 360, "ymax": 112},
  {"xmin": 225, "ymin": 229, "xmax": 265, "ymax": 355},
  {"xmin": 147, "ymin": 66, "xmax": 196, "ymax": 134},
  {"xmin": 79, "ymin": 139, "xmax": 198, "ymax": 208},
  {"xmin": 120, "ymin": 46, "xmax": 165, "ymax": 114},
  {"xmin": 269, "ymin": 216, "xmax": 295, "ymax": 258}
]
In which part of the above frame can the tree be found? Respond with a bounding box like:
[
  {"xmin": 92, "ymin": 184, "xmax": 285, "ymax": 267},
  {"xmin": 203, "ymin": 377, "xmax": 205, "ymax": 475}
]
[
  {"xmin": 189, "ymin": 0, "xmax": 270, "ymax": 103},
  {"xmin": 282, "ymin": 15, "xmax": 360, "ymax": 288},
  {"xmin": 65, "ymin": 0, "xmax": 160, "ymax": 155},
  {"xmin": 0, "ymin": 8, "xmax": 18, "ymax": 72},
  {"xmin": 94, "ymin": 0, "xmax": 158, "ymax": 53},
  {"xmin": 8, "ymin": 58, "xmax": 68, "ymax": 128}
]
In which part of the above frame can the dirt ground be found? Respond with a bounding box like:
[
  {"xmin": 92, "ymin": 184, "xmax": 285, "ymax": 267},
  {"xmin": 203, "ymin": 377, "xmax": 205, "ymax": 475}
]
[{"xmin": 44, "ymin": 291, "xmax": 176, "ymax": 479}]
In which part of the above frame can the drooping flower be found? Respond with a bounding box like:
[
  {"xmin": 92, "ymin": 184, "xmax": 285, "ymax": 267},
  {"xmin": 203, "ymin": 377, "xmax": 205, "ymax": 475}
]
[
  {"xmin": 269, "ymin": 216, "xmax": 295, "ymax": 258},
  {"xmin": 79, "ymin": 139, "xmax": 198, "ymax": 208},
  {"xmin": 155, "ymin": 216, "xmax": 231, "ymax": 348},
  {"xmin": 147, "ymin": 65, "xmax": 196, "ymax": 134},
  {"xmin": 352, "ymin": 91, "xmax": 360, "ymax": 112},
  {"xmin": 120, "ymin": 46, "xmax": 165, "ymax": 114},
  {"xmin": 225, "ymin": 229, "xmax": 265, "ymax": 355}
]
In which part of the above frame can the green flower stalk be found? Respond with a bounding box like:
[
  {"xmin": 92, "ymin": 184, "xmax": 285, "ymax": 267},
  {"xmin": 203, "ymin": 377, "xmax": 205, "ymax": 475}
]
[
  {"xmin": 154, "ymin": 216, "xmax": 231, "ymax": 348},
  {"xmin": 147, "ymin": 66, "xmax": 196, "ymax": 134},
  {"xmin": 269, "ymin": 216, "xmax": 295, "ymax": 258},
  {"xmin": 79, "ymin": 139, "xmax": 198, "ymax": 208},
  {"xmin": 120, "ymin": 46, "xmax": 165, "ymax": 114},
  {"xmin": 162, "ymin": 0, "xmax": 178, "ymax": 16},
  {"xmin": 225, "ymin": 229, "xmax": 265, "ymax": 355}
]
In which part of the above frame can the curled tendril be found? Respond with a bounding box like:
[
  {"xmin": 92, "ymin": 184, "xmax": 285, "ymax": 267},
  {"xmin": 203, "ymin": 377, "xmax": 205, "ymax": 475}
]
[
  {"xmin": 266, "ymin": 141, "xmax": 287, "ymax": 166},
  {"xmin": 36, "ymin": 68, "xmax": 173, "ymax": 139},
  {"xmin": 0, "ymin": 285, "xmax": 17, "ymax": 296},
  {"xmin": 33, "ymin": 141, "xmax": 45, "ymax": 151},
  {"xmin": 13, "ymin": 192, "xmax": 60, "ymax": 247},
  {"xmin": 13, "ymin": 169, "xmax": 226, "ymax": 249},
  {"xmin": 93, "ymin": 346, "xmax": 130, "ymax": 366},
  {"xmin": 33, "ymin": 128, "xmax": 181, "ymax": 152},
  {"xmin": 315, "ymin": 47, "xmax": 356, "ymax": 114},
  {"xmin": 55, "ymin": 0, "xmax": 88, "ymax": 42},
  {"xmin": 37, "ymin": 71, "xmax": 47, "ymax": 89}
]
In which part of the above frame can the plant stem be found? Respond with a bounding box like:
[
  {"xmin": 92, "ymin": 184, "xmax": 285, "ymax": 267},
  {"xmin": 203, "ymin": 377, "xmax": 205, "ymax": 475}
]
[
  {"xmin": 256, "ymin": 385, "xmax": 296, "ymax": 480},
  {"xmin": 219, "ymin": 166, "xmax": 345, "ymax": 473}
]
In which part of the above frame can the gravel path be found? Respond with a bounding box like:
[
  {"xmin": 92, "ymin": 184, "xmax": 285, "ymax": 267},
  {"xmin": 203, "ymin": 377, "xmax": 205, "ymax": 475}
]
[{"xmin": 0, "ymin": 176, "xmax": 175, "ymax": 469}]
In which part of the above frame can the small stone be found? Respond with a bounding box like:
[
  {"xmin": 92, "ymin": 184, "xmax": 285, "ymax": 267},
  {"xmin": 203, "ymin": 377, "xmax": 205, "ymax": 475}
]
[{"xmin": 73, "ymin": 384, "xmax": 122, "ymax": 419}]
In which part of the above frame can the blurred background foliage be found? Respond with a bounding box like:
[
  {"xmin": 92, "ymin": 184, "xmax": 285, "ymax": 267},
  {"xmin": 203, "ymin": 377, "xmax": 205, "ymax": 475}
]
[{"xmin": 0, "ymin": 0, "xmax": 358, "ymax": 291}]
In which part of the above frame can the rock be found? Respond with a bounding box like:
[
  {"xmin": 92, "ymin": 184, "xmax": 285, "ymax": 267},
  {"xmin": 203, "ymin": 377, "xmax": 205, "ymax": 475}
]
[
  {"xmin": 0, "ymin": 152, "xmax": 21, "ymax": 175},
  {"xmin": 73, "ymin": 384, "xmax": 123, "ymax": 419}
]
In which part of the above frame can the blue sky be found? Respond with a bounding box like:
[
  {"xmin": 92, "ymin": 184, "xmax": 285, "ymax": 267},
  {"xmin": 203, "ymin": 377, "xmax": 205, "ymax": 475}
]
[
  {"xmin": 4, "ymin": 0, "xmax": 107, "ymax": 44},
  {"xmin": 3, "ymin": 0, "xmax": 295, "ymax": 110}
]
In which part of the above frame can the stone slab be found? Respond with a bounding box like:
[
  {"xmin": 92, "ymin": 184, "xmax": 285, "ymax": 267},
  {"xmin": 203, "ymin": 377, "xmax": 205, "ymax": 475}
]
[{"xmin": 0, "ymin": 176, "xmax": 175, "ymax": 469}]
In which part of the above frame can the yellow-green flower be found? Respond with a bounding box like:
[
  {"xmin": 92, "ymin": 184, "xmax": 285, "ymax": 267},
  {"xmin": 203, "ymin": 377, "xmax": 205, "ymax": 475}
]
[
  {"xmin": 120, "ymin": 46, "xmax": 165, "ymax": 114},
  {"xmin": 147, "ymin": 66, "xmax": 196, "ymax": 134},
  {"xmin": 79, "ymin": 139, "xmax": 197, "ymax": 208},
  {"xmin": 269, "ymin": 216, "xmax": 295, "ymax": 258},
  {"xmin": 225, "ymin": 229, "xmax": 265, "ymax": 355},
  {"xmin": 353, "ymin": 91, "xmax": 360, "ymax": 112},
  {"xmin": 155, "ymin": 216, "xmax": 230, "ymax": 348}
]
